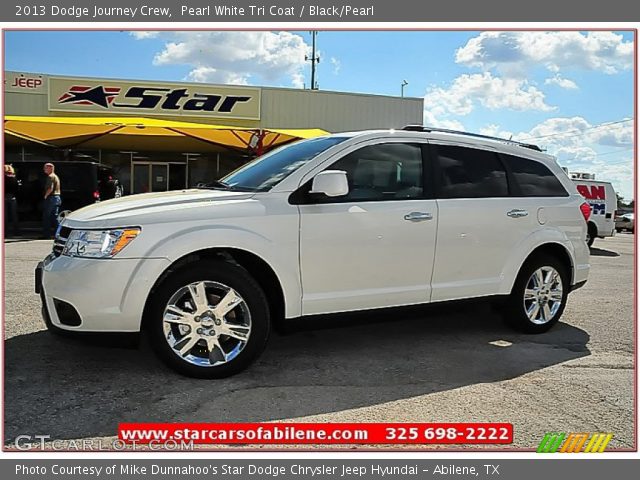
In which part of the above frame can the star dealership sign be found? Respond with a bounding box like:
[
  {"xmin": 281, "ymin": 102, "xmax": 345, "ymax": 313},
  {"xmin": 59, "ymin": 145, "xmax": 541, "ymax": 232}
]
[
  {"xmin": 58, "ymin": 85, "xmax": 121, "ymax": 108},
  {"xmin": 49, "ymin": 77, "xmax": 261, "ymax": 120}
]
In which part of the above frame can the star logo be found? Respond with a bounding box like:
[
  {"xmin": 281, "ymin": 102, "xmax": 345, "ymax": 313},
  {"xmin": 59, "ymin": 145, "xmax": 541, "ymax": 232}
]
[{"xmin": 58, "ymin": 85, "xmax": 121, "ymax": 108}]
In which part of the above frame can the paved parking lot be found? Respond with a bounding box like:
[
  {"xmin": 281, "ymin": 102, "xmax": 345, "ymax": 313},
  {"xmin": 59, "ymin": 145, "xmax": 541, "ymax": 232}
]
[{"xmin": 3, "ymin": 234, "xmax": 635, "ymax": 450}]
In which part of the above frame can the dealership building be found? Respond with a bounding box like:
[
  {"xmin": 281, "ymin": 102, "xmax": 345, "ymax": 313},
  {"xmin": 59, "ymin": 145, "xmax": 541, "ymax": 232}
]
[{"xmin": 4, "ymin": 71, "xmax": 423, "ymax": 195}]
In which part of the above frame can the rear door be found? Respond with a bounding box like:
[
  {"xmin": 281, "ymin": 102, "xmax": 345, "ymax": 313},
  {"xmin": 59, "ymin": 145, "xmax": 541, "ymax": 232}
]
[
  {"xmin": 430, "ymin": 143, "xmax": 537, "ymax": 301},
  {"xmin": 57, "ymin": 163, "xmax": 97, "ymax": 211},
  {"xmin": 603, "ymin": 183, "xmax": 617, "ymax": 236},
  {"xmin": 575, "ymin": 181, "xmax": 606, "ymax": 236}
]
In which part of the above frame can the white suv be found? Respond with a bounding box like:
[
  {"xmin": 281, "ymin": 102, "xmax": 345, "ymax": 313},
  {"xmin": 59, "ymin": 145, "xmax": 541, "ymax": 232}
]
[{"xmin": 36, "ymin": 127, "xmax": 591, "ymax": 378}]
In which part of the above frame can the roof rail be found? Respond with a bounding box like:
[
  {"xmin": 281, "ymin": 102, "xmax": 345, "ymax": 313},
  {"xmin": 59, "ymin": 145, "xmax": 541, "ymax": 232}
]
[{"xmin": 401, "ymin": 125, "xmax": 542, "ymax": 152}]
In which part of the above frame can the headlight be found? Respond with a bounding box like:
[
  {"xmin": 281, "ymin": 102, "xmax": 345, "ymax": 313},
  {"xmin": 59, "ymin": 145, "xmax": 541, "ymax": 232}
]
[{"xmin": 63, "ymin": 228, "xmax": 141, "ymax": 258}]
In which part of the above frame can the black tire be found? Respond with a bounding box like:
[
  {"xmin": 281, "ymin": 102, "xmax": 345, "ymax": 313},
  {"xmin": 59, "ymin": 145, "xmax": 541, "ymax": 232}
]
[
  {"xmin": 502, "ymin": 254, "xmax": 569, "ymax": 334},
  {"xmin": 586, "ymin": 223, "xmax": 597, "ymax": 247},
  {"xmin": 146, "ymin": 260, "xmax": 270, "ymax": 378}
]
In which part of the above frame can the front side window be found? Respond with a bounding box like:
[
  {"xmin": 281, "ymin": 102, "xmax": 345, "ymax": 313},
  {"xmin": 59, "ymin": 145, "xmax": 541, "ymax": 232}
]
[
  {"xmin": 435, "ymin": 144, "xmax": 508, "ymax": 198},
  {"xmin": 220, "ymin": 136, "xmax": 347, "ymax": 192},
  {"xmin": 322, "ymin": 143, "xmax": 424, "ymax": 202},
  {"xmin": 501, "ymin": 154, "xmax": 569, "ymax": 197}
]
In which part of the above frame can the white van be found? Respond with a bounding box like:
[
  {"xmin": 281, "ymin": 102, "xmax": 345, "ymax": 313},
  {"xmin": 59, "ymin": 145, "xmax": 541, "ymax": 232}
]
[{"xmin": 571, "ymin": 173, "xmax": 616, "ymax": 246}]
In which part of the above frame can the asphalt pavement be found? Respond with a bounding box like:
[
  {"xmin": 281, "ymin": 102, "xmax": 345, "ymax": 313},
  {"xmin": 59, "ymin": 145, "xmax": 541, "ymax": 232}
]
[{"xmin": 2, "ymin": 234, "xmax": 635, "ymax": 451}]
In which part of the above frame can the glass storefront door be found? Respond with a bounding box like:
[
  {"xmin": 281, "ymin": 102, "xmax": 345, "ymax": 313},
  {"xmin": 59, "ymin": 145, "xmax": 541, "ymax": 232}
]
[
  {"xmin": 151, "ymin": 164, "xmax": 168, "ymax": 192},
  {"xmin": 132, "ymin": 163, "xmax": 152, "ymax": 194},
  {"xmin": 131, "ymin": 162, "xmax": 186, "ymax": 194}
]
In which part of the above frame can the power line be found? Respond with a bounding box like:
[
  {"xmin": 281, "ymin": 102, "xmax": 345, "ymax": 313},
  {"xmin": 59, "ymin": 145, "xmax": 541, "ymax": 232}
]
[
  {"xmin": 597, "ymin": 155, "xmax": 635, "ymax": 165},
  {"xmin": 525, "ymin": 118, "xmax": 632, "ymax": 140},
  {"xmin": 561, "ymin": 147, "xmax": 634, "ymax": 163},
  {"xmin": 578, "ymin": 147, "xmax": 634, "ymax": 159},
  {"xmin": 591, "ymin": 148, "xmax": 635, "ymax": 159},
  {"xmin": 520, "ymin": 118, "xmax": 633, "ymax": 142}
]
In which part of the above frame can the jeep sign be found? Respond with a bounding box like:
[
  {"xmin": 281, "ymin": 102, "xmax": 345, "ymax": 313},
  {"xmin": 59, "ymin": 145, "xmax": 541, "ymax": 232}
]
[
  {"xmin": 49, "ymin": 77, "xmax": 261, "ymax": 120},
  {"xmin": 5, "ymin": 72, "xmax": 47, "ymax": 94}
]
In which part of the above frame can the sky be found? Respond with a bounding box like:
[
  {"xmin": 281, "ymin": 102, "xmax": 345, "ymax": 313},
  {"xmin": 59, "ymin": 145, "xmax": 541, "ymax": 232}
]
[{"xmin": 4, "ymin": 30, "xmax": 635, "ymax": 200}]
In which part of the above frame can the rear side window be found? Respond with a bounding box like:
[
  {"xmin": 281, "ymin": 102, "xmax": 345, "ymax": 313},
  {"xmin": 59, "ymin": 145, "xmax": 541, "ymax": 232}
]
[
  {"xmin": 502, "ymin": 154, "xmax": 569, "ymax": 197},
  {"xmin": 435, "ymin": 144, "xmax": 508, "ymax": 198}
]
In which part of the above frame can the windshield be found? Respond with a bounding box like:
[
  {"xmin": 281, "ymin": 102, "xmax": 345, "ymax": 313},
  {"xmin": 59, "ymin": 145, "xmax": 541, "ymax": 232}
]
[{"xmin": 220, "ymin": 136, "xmax": 348, "ymax": 192}]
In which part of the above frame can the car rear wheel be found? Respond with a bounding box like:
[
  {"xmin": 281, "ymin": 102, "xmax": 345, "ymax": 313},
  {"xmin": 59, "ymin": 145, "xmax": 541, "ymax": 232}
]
[
  {"xmin": 502, "ymin": 255, "xmax": 569, "ymax": 334},
  {"xmin": 147, "ymin": 260, "xmax": 270, "ymax": 378},
  {"xmin": 586, "ymin": 223, "xmax": 597, "ymax": 247}
]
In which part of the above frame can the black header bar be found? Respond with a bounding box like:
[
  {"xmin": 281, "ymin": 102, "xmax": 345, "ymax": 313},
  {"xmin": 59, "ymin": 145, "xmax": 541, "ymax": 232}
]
[{"xmin": 3, "ymin": 1, "xmax": 640, "ymax": 22}]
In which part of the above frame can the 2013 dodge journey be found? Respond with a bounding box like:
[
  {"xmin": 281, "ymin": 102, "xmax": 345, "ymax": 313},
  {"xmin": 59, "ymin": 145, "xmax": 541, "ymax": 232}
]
[{"xmin": 36, "ymin": 126, "xmax": 591, "ymax": 378}]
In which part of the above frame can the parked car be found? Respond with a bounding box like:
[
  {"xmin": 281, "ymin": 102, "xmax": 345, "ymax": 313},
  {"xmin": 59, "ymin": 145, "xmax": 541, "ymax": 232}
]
[
  {"xmin": 571, "ymin": 176, "xmax": 617, "ymax": 246},
  {"xmin": 615, "ymin": 213, "xmax": 634, "ymax": 233},
  {"xmin": 12, "ymin": 160, "xmax": 121, "ymax": 221},
  {"xmin": 36, "ymin": 127, "xmax": 591, "ymax": 378}
]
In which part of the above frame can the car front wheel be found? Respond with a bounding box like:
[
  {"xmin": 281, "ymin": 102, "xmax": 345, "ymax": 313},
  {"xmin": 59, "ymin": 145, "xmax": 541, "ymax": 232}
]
[
  {"xmin": 503, "ymin": 255, "xmax": 569, "ymax": 334},
  {"xmin": 147, "ymin": 260, "xmax": 270, "ymax": 378}
]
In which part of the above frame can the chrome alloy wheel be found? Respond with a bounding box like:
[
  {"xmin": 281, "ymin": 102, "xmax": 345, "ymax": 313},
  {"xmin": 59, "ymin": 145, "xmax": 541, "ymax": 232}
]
[
  {"xmin": 162, "ymin": 281, "xmax": 251, "ymax": 367},
  {"xmin": 523, "ymin": 266, "xmax": 564, "ymax": 325}
]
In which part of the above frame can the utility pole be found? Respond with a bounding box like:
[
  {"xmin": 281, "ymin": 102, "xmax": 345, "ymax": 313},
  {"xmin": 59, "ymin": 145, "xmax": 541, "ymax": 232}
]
[{"xmin": 305, "ymin": 31, "xmax": 320, "ymax": 90}]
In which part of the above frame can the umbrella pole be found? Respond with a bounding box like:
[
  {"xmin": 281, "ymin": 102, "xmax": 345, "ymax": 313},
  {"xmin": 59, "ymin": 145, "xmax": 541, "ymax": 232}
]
[
  {"xmin": 167, "ymin": 127, "xmax": 248, "ymax": 154},
  {"xmin": 53, "ymin": 124, "xmax": 127, "ymax": 148}
]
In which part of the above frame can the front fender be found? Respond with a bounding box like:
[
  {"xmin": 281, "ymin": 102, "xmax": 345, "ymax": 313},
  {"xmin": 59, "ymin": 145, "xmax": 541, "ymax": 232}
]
[{"xmin": 124, "ymin": 222, "xmax": 301, "ymax": 319}]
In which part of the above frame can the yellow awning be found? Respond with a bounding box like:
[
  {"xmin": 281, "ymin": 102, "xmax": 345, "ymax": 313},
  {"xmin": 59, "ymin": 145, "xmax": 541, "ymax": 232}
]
[
  {"xmin": 4, "ymin": 116, "xmax": 329, "ymax": 153},
  {"xmin": 4, "ymin": 129, "xmax": 53, "ymax": 147}
]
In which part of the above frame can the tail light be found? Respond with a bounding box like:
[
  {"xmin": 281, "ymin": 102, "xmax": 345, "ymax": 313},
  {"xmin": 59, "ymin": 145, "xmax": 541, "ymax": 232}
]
[
  {"xmin": 580, "ymin": 202, "xmax": 592, "ymax": 222},
  {"xmin": 93, "ymin": 190, "xmax": 100, "ymax": 201}
]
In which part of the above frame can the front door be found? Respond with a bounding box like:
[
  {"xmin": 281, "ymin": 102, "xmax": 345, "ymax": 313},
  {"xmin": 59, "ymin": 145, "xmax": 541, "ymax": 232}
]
[{"xmin": 298, "ymin": 142, "xmax": 438, "ymax": 315}]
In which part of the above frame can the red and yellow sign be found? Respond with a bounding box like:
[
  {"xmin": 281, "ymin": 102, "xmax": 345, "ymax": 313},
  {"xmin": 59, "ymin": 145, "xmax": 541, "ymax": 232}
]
[{"xmin": 49, "ymin": 77, "xmax": 261, "ymax": 120}]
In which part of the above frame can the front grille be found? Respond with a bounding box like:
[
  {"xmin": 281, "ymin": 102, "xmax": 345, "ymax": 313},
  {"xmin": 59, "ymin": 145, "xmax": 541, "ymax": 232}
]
[{"xmin": 52, "ymin": 226, "xmax": 72, "ymax": 257}]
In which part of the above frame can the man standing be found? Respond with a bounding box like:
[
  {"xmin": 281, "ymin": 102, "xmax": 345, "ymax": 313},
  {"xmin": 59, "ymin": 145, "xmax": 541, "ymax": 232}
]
[{"xmin": 42, "ymin": 163, "xmax": 61, "ymax": 239}]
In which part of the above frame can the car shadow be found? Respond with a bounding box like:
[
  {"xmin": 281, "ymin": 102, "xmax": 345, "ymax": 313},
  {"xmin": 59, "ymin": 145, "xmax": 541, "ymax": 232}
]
[
  {"xmin": 589, "ymin": 246, "xmax": 620, "ymax": 257},
  {"xmin": 3, "ymin": 302, "xmax": 590, "ymax": 444}
]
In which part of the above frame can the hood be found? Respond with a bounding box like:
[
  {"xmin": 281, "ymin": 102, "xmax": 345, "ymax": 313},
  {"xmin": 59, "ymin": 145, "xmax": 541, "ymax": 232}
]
[{"xmin": 64, "ymin": 189, "xmax": 255, "ymax": 225}]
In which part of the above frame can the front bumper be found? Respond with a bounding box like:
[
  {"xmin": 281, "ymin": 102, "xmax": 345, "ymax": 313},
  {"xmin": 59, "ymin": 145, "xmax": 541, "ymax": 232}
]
[
  {"xmin": 35, "ymin": 261, "xmax": 55, "ymax": 331},
  {"xmin": 37, "ymin": 253, "xmax": 170, "ymax": 332}
]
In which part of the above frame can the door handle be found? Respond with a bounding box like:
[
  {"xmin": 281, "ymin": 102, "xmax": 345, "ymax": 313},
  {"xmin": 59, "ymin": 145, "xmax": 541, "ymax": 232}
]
[
  {"xmin": 507, "ymin": 209, "xmax": 529, "ymax": 218},
  {"xmin": 404, "ymin": 212, "xmax": 433, "ymax": 222}
]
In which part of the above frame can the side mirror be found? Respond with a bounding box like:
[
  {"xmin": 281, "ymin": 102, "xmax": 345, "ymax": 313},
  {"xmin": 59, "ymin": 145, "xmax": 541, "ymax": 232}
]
[{"xmin": 310, "ymin": 170, "xmax": 349, "ymax": 197}]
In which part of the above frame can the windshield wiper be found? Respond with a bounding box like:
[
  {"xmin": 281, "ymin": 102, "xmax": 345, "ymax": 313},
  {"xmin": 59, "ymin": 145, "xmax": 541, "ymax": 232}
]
[
  {"xmin": 197, "ymin": 180, "xmax": 257, "ymax": 192},
  {"xmin": 198, "ymin": 180, "xmax": 232, "ymax": 190}
]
